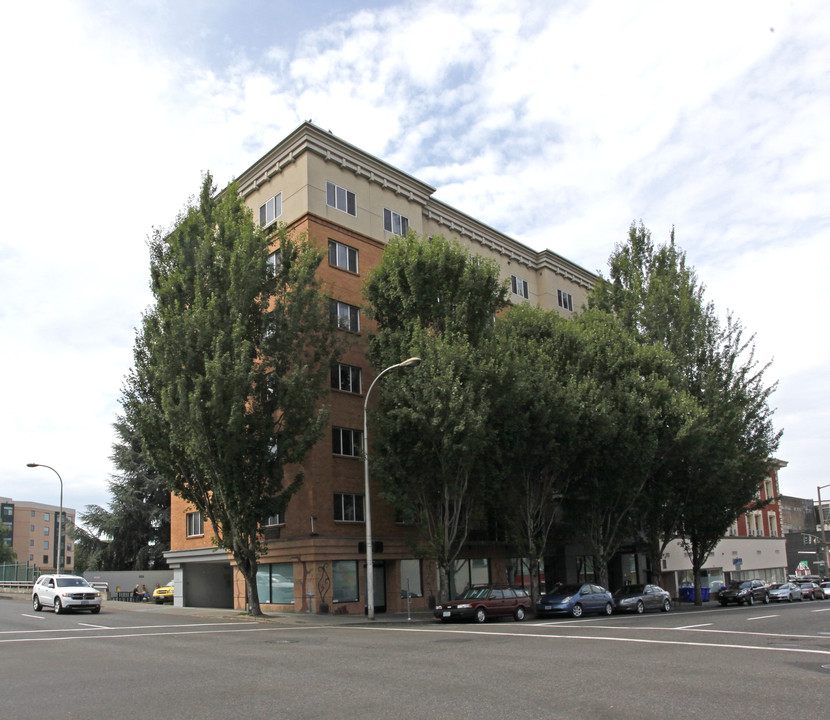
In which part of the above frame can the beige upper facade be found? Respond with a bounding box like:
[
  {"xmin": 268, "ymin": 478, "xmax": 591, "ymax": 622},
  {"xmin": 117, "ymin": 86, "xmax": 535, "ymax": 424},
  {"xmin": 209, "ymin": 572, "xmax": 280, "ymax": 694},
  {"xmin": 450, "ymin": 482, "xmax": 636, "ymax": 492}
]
[{"xmin": 235, "ymin": 122, "xmax": 596, "ymax": 315}]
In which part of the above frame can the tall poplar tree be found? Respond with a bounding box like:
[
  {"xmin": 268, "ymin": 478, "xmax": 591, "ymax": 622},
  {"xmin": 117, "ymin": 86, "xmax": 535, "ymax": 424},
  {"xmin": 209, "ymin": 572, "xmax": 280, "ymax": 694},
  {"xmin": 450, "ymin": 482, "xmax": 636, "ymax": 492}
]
[
  {"xmin": 363, "ymin": 233, "xmax": 508, "ymax": 601},
  {"xmin": 124, "ymin": 175, "xmax": 337, "ymax": 616},
  {"xmin": 592, "ymin": 222, "xmax": 780, "ymax": 602}
]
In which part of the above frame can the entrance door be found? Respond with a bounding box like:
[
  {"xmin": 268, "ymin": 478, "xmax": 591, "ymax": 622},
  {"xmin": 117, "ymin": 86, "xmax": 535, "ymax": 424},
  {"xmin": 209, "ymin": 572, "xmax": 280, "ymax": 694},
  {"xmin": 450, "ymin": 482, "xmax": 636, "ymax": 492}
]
[{"xmin": 365, "ymin": 561, "xmax": 386, "ymax": 614}]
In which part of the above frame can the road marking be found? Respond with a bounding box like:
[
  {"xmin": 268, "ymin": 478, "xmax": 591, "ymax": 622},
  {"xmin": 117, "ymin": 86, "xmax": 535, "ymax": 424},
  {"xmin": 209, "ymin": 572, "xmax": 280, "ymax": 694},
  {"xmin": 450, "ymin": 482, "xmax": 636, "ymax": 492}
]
[
  {"xmin": 78, "ymin": 623, "xmax": 110, "ymax": 628},
  {"xmin": 747, "ymin": 615, "xmax": 778, "ymax": 621},
  {"xmin": 344, "ymin": 625, "xmax": 830, "ymax": 657},
  {"xmin": 0, "ymin": 625, "xmax": 279, "ymax": 644},
  {"xmin": 673, "ymin": 623, "xmax": 712, "ymax": 629},
  {"xmin": 0, "ymin": 621, "xmax": 244, "ymax": 636},
  {"xmin": 20, "ymin": 614, "xmax": 44, "ymax": 620},
  {"xmin": 811, "ymin": 608, "xmax": 830, "ymax": 613}
]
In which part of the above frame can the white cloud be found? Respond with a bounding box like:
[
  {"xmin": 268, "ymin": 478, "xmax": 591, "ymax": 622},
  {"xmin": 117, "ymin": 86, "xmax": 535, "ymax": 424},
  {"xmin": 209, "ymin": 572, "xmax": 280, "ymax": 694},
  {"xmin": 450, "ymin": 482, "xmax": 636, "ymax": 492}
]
[{"xmin": 1, "ymin": 0, "xmax": 827, "ymax": 515}]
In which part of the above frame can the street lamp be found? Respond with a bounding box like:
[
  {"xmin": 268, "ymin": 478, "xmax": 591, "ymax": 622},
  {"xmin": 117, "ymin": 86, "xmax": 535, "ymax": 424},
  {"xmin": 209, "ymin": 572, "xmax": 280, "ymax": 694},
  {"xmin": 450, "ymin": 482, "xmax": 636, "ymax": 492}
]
[
  {"xmin": 363, "ymin": 357, "xmax": 421, "ymax": 619},
  {"xmin": 818, "ymin": 484, "xmax": 830, "ymax": 579},
  {"xmin": 26, "ymin": 463, "xmax": 64, "ymax": 574}
]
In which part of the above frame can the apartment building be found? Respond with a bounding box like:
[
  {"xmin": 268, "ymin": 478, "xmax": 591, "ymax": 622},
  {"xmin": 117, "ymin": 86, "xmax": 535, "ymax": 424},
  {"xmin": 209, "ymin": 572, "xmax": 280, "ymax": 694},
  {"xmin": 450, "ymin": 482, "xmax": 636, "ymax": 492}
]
[
  {"xmin": 163, "ymin": 122, "xmax": 597, "ymax": 611},
  {"xmin": 0, "ymin": 496, "xmax": 76, "ymax": 573}
]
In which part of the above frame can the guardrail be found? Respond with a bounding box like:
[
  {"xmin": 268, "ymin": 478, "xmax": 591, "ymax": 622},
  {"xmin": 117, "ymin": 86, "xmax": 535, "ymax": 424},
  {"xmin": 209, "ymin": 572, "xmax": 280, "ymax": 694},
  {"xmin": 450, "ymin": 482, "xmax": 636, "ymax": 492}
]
[{"xmin": 0, "ymin": 580, "xmax": 34, "ymax": 594}]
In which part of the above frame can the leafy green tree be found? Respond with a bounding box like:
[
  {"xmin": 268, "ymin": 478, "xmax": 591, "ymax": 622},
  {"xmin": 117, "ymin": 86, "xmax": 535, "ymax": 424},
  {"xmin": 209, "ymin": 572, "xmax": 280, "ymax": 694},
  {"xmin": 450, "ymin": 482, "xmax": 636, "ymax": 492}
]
[
  {"xmin": 592, "ymin": 222, "xmax": 780, "ymax": 602},
  {"xmin": 488, "ymin": 304, "xmax": 575, "ymax": 605},
  {"xmin": 124, "ymin": 175, "xmax": 337, "ymax": 616},
  {"xmin": 79, "ymin": 415, "xmax": 171, "ymax": 571},
  {"xmin": 675, "ymin": 314, "xmax": 780, "ymax": 599},
  {"xmin": 558, "ymin": 309, "xmax": 683, "ymax": 590},
  {"xmin": 0, "ymin": 522, "xmax": 16, "ymax": 564},
  {"xmin": 364, "ymin": 233, "xmax": 508, "ymax": 601}
]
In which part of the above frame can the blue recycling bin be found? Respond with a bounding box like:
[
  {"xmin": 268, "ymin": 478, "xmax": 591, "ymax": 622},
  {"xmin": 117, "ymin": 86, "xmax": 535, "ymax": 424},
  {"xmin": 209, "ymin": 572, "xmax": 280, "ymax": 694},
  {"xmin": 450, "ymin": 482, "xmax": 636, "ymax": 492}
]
[
  {"xmin": 701, "ymin": 587, "xmax": 710, "ymax": 602},
  {"xmin": 679, "ymin": 586, "xmax": 694, "ymax": 602}
]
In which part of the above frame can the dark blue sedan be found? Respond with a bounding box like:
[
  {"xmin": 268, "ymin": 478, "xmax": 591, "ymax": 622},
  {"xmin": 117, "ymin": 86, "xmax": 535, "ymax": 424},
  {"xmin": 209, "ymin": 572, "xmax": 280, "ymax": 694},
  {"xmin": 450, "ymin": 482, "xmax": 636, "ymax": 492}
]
[{"xmin": 536, "ymin": 583, "xmax": 613, "ymax": 618}]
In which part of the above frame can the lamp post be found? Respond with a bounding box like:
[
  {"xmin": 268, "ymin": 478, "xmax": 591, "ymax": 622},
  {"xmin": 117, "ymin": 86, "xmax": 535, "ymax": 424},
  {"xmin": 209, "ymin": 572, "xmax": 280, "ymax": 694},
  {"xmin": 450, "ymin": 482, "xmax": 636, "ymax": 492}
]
[
  {"xmin": 363, "ymin": 357, "xmax": 421, "ymax": 619},
  {"xmin": 818, "ymin": 484, "xmax": 830, "ymax": 579},
  {"xmin": 26, "ymin": 463, "xmax": 64, "ymax": 574}
]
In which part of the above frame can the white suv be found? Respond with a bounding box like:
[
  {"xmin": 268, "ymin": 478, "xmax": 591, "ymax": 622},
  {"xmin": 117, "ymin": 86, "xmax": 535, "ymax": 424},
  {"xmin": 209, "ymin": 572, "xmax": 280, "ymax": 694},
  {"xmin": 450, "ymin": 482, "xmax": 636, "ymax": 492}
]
[{"xmin": 32, "ymin": 574, "xmax": 102, "ymax": 614}]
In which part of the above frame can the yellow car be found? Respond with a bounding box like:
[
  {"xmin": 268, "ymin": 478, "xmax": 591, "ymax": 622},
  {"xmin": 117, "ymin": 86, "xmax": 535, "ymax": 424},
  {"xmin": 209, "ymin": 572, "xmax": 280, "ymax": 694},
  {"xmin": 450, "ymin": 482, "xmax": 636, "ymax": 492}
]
[{"xmin": 152, "ymin": 581, "xmax": 174, "ymax": 604}]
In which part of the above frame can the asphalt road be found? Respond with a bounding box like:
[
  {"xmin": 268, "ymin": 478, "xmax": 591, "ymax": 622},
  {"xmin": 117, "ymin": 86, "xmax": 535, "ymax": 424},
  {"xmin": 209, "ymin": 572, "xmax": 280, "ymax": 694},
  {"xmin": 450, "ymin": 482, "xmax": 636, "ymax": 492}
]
[{"xmin": 2, "ymin": 593, "xmax": 829, "ymax": 719}]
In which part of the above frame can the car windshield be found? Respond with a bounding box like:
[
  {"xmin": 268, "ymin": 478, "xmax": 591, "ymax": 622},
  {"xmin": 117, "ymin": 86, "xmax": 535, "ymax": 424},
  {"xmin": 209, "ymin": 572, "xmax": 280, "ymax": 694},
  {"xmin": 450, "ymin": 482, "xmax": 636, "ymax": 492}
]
[
  {"xmin": 548, "ymin": 584, "xmax": 582, "ymax": 596},
  {"xmin": 56, "ymin": 578, "xmax": 89, "ymax": 588},
  {"xmin": 769, "ymin": 584, "xmax": 783, "ymax": 590},
  {"xmin": 458, "ymin": 587, "xmax": 491, "ymax": 600},
  {"xmin": 614, "ymin": 585, "xmax": 645, "ymax": 597}
]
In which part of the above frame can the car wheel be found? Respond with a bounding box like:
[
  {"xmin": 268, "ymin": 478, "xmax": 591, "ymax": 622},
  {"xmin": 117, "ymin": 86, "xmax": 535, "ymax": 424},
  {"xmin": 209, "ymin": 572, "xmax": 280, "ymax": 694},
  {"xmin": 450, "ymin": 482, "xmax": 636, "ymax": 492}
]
[
  {"xmin": 661, "ymin": 599, "xmax": 671, "ymax": 612},
  {"xmin": 54, "ymin": 598, "xmax": 62, "ymax": 614},
  {"xmin": 746, "ymin": 594, "xmax": 754, "ymax": 606},
  {"xmin": 91, "ymin": 606, "xmax": 101, "ymax": 614},
  {"xmin": 474, "ymin": 607, "xmax": 487, "ymax": 624},
  {"xmin": 514, "ymin": 606, "xmax": 526, "ymax": 622},
  {"xmin": 763, "ymin": 593, "xmax": 769, "ymax": 605},
  {"xmin": 603, "ymin": 602, "xmax": 613, "ymax": 616},
  {"xmin": 571, "ymin": 603, "xmax": 583, "ymax": 618},
  {"xmin": 720, "ymin": 601, "xmax": 728, "ymax": 607},
  {"xmin": 635, "ymin": 600, "xmax": 644, "ymax": 614},
  {"xmin": 32, "ymin": 595, "xmax": 41, "ymax": 612}
]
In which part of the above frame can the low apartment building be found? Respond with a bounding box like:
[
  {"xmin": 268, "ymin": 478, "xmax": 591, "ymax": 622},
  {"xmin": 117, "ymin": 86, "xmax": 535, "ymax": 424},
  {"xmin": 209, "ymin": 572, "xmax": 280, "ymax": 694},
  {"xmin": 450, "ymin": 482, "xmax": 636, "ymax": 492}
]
[{"xmin": 0, "ymin": 496, "xmax": 76, "ymax": 573}]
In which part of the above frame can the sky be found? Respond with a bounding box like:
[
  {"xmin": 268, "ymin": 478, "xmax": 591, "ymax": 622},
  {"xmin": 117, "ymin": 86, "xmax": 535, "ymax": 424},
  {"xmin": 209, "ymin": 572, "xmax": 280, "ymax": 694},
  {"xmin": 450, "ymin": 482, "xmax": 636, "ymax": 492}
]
[{"xmin": 1, "ymin": 0, "xmax": 828, "ymax": 521}]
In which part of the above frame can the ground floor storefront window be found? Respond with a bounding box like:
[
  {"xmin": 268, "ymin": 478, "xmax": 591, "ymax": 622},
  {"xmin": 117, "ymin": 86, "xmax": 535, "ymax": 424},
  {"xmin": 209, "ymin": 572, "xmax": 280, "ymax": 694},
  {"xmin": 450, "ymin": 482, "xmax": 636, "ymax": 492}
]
[
  {"xmin": 449, "ymin": 558, "xmax": 489, "ymax": 599},
  {"xmin": 400, "ymin": 559, "xmax": 423, "ymax": 598},
  {"xmin": 332, "ymin": 560, "xmax": 359, "ymax": 604},
  {"xmin": 256, "ymin": 562, "xmax": 295, "ymax": 604}
]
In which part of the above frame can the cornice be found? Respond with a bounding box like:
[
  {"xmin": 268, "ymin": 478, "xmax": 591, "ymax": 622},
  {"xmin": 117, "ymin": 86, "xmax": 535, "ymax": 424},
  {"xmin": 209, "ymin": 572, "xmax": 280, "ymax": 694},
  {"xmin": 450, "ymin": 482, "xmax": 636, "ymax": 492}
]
[{"xmin": 235, "ymin": 122, "xmax": 597, "ymax": 289}]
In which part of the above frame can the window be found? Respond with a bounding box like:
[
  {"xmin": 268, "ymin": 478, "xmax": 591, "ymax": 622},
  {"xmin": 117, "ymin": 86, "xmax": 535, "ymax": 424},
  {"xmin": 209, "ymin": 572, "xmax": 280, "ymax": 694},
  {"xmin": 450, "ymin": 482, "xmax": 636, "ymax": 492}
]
[
  {"xmin": 332, "ymin": 427, "xmax": 362, "ymax": 457},
  {"xmin": 65, "ymin": 556, "xmax": 71, "ymax": 565},
  {"xmin": 330, "ymin": 300, "xmax": 360, "ymax": 332},
  {"xmin": 186, "ymin": 511, "xmax": 204, "ymax": 537},
  {"xmin": 328, "ymin": 240, "xmax": 358, "ymax": 273},
  {"xmin": 557, "ymin": 289, "xmax": 573, "ymax": 312},
  {"xmin": 400, "ymin": 559, "xmax": 423, "ymax": 598},
  {"xmin": 43, "ymin": 541, "xmax": 49, "ymax": 550},
  {"xmin": 44, "ymin": 513, "xmax": 50, "ymax": 521},
  {"xmin": 511, "ymin": 275, "xmax": 529, "ymax": 299},
  {"xmin": 43, "ymin": 527, "xmax": 49, "ymax": 536},
  {"xmin": 326, "ymin": 181, "xmax": 356, "ymax": 216},
  {"xmin": 768, "ymin": 513, "xmax": 778, "ymax": 536},
  {"xmin": 256, "ymin": 562, "xmax": 294, "ymax": 604},
  {"xmin": 259, "ymin": 193, "xmax": 282, "ymax": 227},
  {"xmin": 31, "ymin": 510, "xmax": 35, "ymax": 517},
  {"xmin": 449, "ymin": 558, "xmax": 489, "ymax": 599},
  {"xmin": 43, "ymin": 555, "xmax": 48, "ymax": 564},
  {"xmin": 332, "ymin": 560, "xmax": 359, "ymax": 603},
  {"xmin": 267, "ymin": 250, "xmax": 281, "ymax": 275},
  {"xmin": 30, "ymin": 525, "xmax": 34, "ymax": 532},
  {"xmin": 334, "ymin": 492, "xmax": 365, "ymax": 522},
  {"xmin": 29, "ymin": 539, "xmax": 34, "ymax": 547},
  {"xmin": 383, "ymin": 208, "xmax": 409, "ymax": 236},
  {"xmin": 331, "ymin": 363, "xmax": 362, "ymax": 394},
  {"xmin": 263, "ymin": 514, "xmax": 282, "ymax": 527}
]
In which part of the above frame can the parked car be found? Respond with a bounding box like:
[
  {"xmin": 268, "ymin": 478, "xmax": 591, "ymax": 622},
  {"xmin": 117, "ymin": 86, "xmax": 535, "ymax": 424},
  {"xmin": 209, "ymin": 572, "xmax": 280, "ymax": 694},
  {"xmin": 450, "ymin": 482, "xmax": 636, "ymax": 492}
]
[
  {"xmin": 798, "ymin": 581, "xmax": 824, "ymax": 600},
  {"xmin": 536, "ymin": 582, "xmax": 613, "ymax": 618},
  {"xmin": 433, "ymin": 584, "xmax": 530, "ymax": 623},
  {"xmin": 613, "ymin": 584, "xmax": 672, "ymax": 614},
  {"xmin": 767, "ymin": 582, "xmax": 803, "ymax": 602},
  {"xmin": 820, "ymin": 582, "xmax": 830, "ymax": 599},
  {"xmin": 153, "ymin": 580, "xmax": 175, "ymax": 604},
  {"xmin": 32, "ymin": 574, "xmax": 102, "ymax": 614},
  {"xmin": 717, "ymin": 579, "xmax": 769, "ymax": 606}
]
